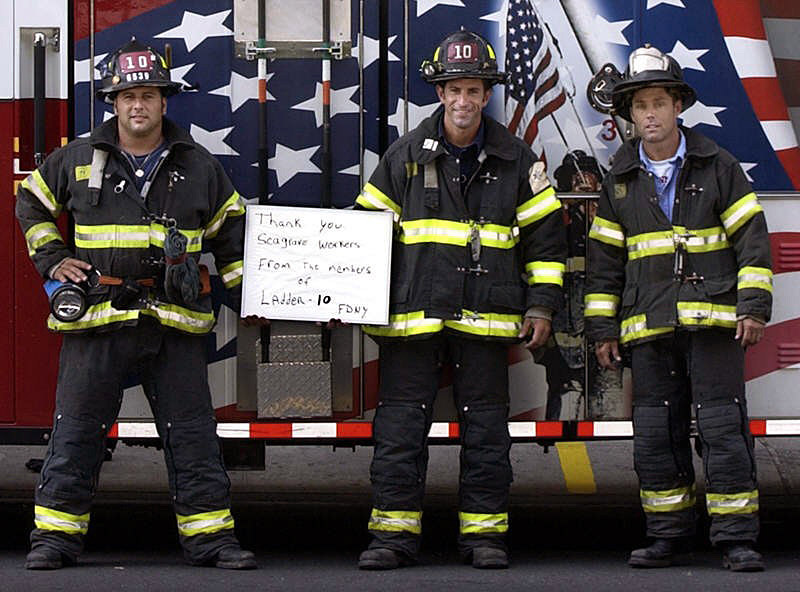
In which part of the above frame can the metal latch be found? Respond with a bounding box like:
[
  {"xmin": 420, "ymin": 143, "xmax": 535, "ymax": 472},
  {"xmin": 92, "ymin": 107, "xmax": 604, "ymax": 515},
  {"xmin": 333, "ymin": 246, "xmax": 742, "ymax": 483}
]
[
  {"xmin": 244, "ymin": 42, "xmax": 277, "ymax": 61},
  {"xmin": 312, "ymin": 41, "xmax": 349, "ymax": 60}
]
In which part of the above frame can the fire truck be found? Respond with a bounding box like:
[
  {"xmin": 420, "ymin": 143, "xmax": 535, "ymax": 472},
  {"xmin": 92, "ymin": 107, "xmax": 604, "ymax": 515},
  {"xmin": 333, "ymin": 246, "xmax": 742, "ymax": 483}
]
[{"xmin": 3, "ymin": 0, "xmax": 799, "ymax": 462}]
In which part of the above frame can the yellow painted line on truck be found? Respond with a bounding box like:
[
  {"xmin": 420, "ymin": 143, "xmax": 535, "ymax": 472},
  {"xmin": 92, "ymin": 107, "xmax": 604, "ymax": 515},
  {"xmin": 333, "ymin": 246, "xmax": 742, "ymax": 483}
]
[{"xmin": 556, "ymin": 442, "xmax": 597, "ymax": 494}]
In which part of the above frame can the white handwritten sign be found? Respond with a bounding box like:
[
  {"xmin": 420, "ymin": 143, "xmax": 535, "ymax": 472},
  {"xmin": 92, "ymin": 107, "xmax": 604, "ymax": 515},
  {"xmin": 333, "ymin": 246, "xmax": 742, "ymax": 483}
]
[{"xmin": 241, "ymin": 205, "xmax": 394, "ymax": 324}]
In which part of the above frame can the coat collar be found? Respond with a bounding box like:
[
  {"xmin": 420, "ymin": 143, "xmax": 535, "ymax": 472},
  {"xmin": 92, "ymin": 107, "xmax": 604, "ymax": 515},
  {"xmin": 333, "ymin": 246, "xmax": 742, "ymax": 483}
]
[
  {"xmin": 414, "ymin": 107, "xmax": 517, "ymax": 164},
  {"xmin": 89, "ymin": 116, "xmax": 195, "ymax": 154},
  {"xmin": 610, "ymin": 125, "xmax": 719, "ymax": 175}
]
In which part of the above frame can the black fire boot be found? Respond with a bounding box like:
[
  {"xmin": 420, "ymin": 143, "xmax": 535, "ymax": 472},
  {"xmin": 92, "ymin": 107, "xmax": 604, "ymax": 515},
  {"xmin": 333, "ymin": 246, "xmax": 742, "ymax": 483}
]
[
  {"xmin": 358, "ymin": 548, "xmax": 413, "ymax": 570},
  {"xmin": 25, "ymin": 546, "xmax": 73, "ymax": 570},
  {"xmin": 470, "ymin": 547, "xmax": 509, "ymax": 569},
  {"xmin": 721, "ymin": 543, "xmax": 764, "ymax": 572},
  {"xmin": 212, "ymin": 545, "xmax": 257, "ymax": 570},
  {"xmin": 628, "ymin": 538, "xmax": 684, "ymax": 568}
]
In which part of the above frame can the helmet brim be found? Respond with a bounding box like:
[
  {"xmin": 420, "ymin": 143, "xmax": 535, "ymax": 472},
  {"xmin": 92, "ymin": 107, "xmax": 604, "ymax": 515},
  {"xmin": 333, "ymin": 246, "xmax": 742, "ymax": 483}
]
[
  {"xmin": 96, "ymin": 79, "xmax": 183, "ymax": 103},
  {"xmin": 611, "ymin": 74, "xmax": 696, "ymax": 122},
  {"xmin": 422, "ymin": 70, "xmax": 507, "ymax": 85}
]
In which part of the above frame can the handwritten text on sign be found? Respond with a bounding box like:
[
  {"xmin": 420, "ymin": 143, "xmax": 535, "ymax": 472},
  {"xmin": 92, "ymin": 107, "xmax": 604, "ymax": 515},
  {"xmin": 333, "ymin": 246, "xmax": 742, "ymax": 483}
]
[{"xmin": 241, "ymin": 205, "xmax": 393, "ymax": 324}]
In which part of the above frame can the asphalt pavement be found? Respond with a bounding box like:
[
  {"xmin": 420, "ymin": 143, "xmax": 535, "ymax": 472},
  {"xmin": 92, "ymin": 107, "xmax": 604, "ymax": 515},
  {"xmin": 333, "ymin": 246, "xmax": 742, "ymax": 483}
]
[{"xmin": 0, "ymin": 438, "xmax": 799, "ymax": 591}]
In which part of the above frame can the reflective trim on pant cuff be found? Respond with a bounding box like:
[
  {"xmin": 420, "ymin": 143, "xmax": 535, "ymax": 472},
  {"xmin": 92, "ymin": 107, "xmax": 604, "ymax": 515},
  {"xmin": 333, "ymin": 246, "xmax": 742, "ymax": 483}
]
[
  {"xmin": 459, "ymin": 511, "xmax": 509, "ymax": 534},
  {"xmin": 367, "ymin": 508, "xmax": 422, "ymax": 534},
  {"xmin": 34, "ymin": 505, "xmax": 90, "ymax": 535},
  {"xmin": 176, "ymin": 509, "xmax": 235, "ymax": 536}
]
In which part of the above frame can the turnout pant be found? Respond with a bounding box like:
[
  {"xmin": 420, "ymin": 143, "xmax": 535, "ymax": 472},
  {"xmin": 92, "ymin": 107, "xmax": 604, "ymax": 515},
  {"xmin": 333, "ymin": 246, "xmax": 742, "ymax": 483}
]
[
  {"xmin": 31, "ymin": 318, "xmax": 238, "ymax": 563},
  {"xmin": 367, "ymin": 335, "xmax": 513, "ymax": 559},
  {"xmin": 631, "ymin": 330, "xmax": 759, "ymax": 545}
]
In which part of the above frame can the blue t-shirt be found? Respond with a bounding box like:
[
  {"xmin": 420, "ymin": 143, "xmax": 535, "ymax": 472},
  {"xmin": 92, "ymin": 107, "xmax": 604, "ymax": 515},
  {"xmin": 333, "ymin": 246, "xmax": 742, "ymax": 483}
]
[{"xmin": 639, "ymin": 131, "xmax": 686, "ymax": 222}]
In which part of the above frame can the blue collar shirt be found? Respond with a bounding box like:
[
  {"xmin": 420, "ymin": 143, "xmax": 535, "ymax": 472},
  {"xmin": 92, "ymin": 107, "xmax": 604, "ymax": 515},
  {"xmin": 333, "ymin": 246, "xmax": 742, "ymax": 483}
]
[{"xmin": 639, "ymin": 131, "xmax": 686, "ymax": 222}]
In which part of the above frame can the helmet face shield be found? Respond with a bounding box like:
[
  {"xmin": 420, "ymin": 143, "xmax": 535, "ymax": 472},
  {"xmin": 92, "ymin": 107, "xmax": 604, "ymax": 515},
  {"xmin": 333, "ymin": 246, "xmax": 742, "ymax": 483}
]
[{"xmin": 628, "ymin": 46, "xmax": 671, "ymax": 77}]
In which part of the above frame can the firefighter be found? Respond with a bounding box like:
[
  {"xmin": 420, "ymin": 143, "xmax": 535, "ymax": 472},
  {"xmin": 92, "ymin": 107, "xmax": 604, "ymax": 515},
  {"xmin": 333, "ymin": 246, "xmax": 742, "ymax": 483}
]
[
  {"xmin": 585, "ymin": 44, "xmax": 771, "ymax": 571},
  {"xmin": 354, "ymin": 30, "xmax": 566, "ymax": 570},
  {"xmin": 16, "ymin": 38, "xmax": 258, "ymax": 570},
  {"xmin": 539, "ymin": 151, "xmax": 608, "ymax": 420}
]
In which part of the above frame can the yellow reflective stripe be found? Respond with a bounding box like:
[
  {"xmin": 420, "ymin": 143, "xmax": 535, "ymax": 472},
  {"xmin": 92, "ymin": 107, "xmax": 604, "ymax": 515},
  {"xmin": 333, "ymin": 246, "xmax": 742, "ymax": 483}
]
[
  {"xmin": 142, "ymin": 302, "xmax": 216, "ymax": 334},
  {"xmin": 677, "ymin": 301, "xmax": 737, "ymax": 328},
  {"xmin": 459, "ymin": 512, "xmax": 509, "ymax": 534},
  {"xmin": 220, "ymin": 260, "xmax": 243, "ymax": 289},
  {"xmin": 444, "ymin": 311, "xmax": 521, "ymax": 338},
  {"xmin": 626, "ymin": 230, "xmax": 674, "ymax": 260},
  {"xmin": 399, "ymin": 219, "xmax": 470, "ymax": 246},
  {"xmin": 399, "ymin": 220, "xmax": 519, "ymax": 248},
  {"xmin": 363, "ymin": 310, "xmax": 445, "ymax": 338},
  {"xmin": 584, "ymin": 293, "xmax": 620, "ymax": 317},
  {"xmin": 356, "ymin": 183, "xmax": 402, "ymax": 220},
  {"xmin": 589, "ymin": 216, "xmax": 625, "ymax": 248},
  {"xmin": 706, "ymin": 491, "xmax": 759, "ymax": 515},
  {"xmin": 738, "ymin": 266, "xmax": 773, "ymax": 293},
  {"xmin": 205, "ymin": 191, "xmax": 245, "ymax": 239},
  {"xmin": 641, "ymin": 486, "xmax": 695, "ymax": 513},
  {"xmin": 74, "ymin": 165, "xmax": 91, "ymax": 181},
  {"xmin": 74, "ymin": 223, "xmax": 151, "ymax": 248},
  {"xmin": 368, "ymin": 509, "xmax": 422, "ymax": 534},
  {"xmin": 24, "ymin": 171, "xmax": 62, "ymax": 217},
  {"xmin": 479, "ymin": 223, "xmax": 519, "ymax": 249},
  {"xmin": 34, "ymin": 505, "xmax": 90, "ymax": 535},
  {"xmin": 721, "ymin": 192, "xmax": 763, "ymax": 235},
  {"xmin": 678, "ymin": 225, "xmax": 730, "ymax": 253},
  {"xmin": 366, "ymin": 310, "xmax": 522, "ymax": 339},
  {"xmin": 150, "ymin": 224, "xmax": 204, "ymax": 253},
  {"xmin": 525, "ymin": 261, "xmax": 566, "ymax": 286},
  {"xmin": 516, "ymin": 186, "xmax": 560, "ymax": 228},
  {"xmin": 74, "ymin": 224, "xmax": 203, "ymax": 252},
  {"xmin": 620, "ymin": 314, "xmax": 674, "ymax": 344},
  {"xmin": 47, "ymin": 301, "xmax": 140, "ymax": 331},
  {"xmin": 24, "ymin": 221, "xmax": 62, "ymax": 256},
  {"xmin": 176, "ymin": 509, "xmax": 234, "ymax": 536}
]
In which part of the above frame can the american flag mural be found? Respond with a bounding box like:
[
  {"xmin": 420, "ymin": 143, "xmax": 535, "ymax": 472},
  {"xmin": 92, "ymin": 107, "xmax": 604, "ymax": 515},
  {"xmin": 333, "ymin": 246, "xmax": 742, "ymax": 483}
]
[
  {"xmin": 69, "ymin": 0, "xmax": 800, "ymax": 418},
  {"xmin": 504, "ymin": 0, "xmax": 566, "ymax": 158}
]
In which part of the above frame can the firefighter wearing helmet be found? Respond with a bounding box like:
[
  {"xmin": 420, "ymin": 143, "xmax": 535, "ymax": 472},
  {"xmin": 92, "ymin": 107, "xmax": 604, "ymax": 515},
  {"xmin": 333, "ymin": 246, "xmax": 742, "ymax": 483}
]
[
  {"xmin": 16, "ymin": 38, "xmax": 261, "ymax": 570},
  {"xmin": 585, "ymin": 44, "xmax": 771, "ymax": 571},
  {"xmin": 354, "ymin": 29, "xmax": 566, "ymax": 570}
]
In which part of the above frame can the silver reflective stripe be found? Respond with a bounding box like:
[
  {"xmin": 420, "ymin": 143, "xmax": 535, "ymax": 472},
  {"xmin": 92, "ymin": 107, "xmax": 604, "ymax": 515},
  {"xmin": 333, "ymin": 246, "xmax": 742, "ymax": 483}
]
[
  {"xmin": 74, "ymin": 229, "xmax": 150, "ymax": 244},
  {"xmin": 24, "ymin": 175, "xmax": 59, "ymax": 216},
  {"xmin": 707, "ymin": 498, "xmax": 758, "ymax": 510},
  {"xmin": 177, "ymin": 514, "xmax": 233, "ymax": 535},
  {"xmin": 685, "ymin": 232, "xmax": 728, "ymax": 250},
  {"xmin": 677, "ymin": 306, "xmax": 737, "ymax": 323},
  {"xmin": 370, "ymin": 516, "xmax": 420, "ymax": 530},
  {"xmin": 401, "ymin": 225, "xmax": 469, "ymax": 242},
  {"xmin": 645, "ymin": 492, "xmax": 690, "ymax": 508},
  {"xmin": 34, "ymin": 507, "xmax": 89, "ymax": 534},
  {"xmin": 627, "ymin": 236, "xmax": 673, "ymax": 256},
  {"xmin": 590, "ymin": 222, "xmax": 625, "ymax": 245}
]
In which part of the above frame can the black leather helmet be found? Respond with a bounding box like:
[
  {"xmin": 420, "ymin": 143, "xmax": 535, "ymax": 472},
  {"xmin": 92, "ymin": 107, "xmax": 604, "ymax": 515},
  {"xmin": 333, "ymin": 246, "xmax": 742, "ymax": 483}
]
[
  {"xmin": 553, "ymin": 150, "xmax": 606, "ymax": 192},
  {"xmin": 611, "ymin": 44, "xmax": 696, "ymax": 122},
  {"xmin": 420, "ymin": 30, "xmax": 507, "ymax": 86},
  {"xmin": 96, "ymin": 37, "xmax": 182, "ymax": 103}
]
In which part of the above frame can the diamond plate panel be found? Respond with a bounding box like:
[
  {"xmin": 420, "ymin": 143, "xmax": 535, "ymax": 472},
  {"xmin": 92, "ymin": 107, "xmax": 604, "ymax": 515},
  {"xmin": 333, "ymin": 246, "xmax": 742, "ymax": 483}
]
[
  {"xmin": 257, "ymin": 361, "xmax": 332, "ymax": 418},
  {"xmin": 268, "ymin": 334, "xmax": 324, "ymax": 362}
]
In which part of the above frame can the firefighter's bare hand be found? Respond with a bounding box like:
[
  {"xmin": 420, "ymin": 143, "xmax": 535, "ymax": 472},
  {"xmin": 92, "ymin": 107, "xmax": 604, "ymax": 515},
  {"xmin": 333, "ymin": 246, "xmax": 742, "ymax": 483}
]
[
  {"xmin": 736, "ymin": 318, "xmax": 765, "ymax": 348},
  {"xmin": 52, "ymin": 258, "xmax": 92, "ymax": 283},
  {"xmin": 241, "ymin": 316, "xmax": 270, "ymax": 327},
  {"xmin": 519, "ymin": 317, "xmax": 551, "ymax": 351},
  {"xmin": 596, "ymin": 339, "xmax": 622, "ymax": 369}
]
